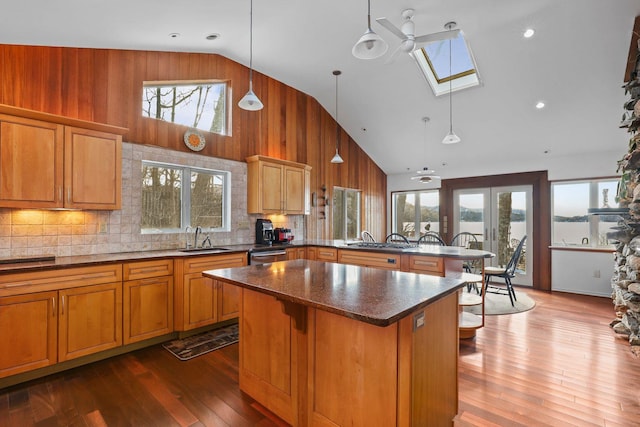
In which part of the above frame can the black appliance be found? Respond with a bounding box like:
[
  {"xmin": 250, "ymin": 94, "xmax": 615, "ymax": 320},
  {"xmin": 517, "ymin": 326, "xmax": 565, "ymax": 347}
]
[{"xmin": 255, "ymin": 219, "xmax": 274, "ymax": 245}]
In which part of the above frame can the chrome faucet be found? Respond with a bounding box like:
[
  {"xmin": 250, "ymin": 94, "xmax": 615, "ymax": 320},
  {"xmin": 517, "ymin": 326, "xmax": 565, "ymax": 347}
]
[
  {"xmin": 184, "ymin": 226, "xmax": 193, "ymax": 249},
  {"xmin": 194, "ymin": 226, "xmax": 202, "ymax": 248}
]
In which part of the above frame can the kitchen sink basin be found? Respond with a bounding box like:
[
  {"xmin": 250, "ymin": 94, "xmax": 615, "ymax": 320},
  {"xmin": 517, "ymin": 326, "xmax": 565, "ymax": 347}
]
[{"xmin": 179, "ymin": 247, "xmax": 230, "ymax": 253}]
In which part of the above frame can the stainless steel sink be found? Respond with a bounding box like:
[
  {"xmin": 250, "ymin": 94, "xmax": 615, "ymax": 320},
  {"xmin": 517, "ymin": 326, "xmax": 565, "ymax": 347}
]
[{"xmin": 179, "ymin": 247, "xmax": 230, "ymax": 253}]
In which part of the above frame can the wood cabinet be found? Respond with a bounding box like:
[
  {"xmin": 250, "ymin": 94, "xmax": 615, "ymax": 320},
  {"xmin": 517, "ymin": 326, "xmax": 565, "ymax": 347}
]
[
  {"xmin": 0, "ymin": 263, "xmax": 123, "ymax": 372},
  {"xmin": 58, "ymin": 282, "xmax": 122, "ymax": 362},
  {"xmin": 123, "ymin": 259, "xmax": 174, "ymax": 345},
  {"xmin": 287, "ymin": 247, "xmax": 307, "ymax": 260},
  {"xmin": 307, "ymin": 247, "xmax": 337, "ymax": 262},
  {"xmin": 337, "ymin": 249, "xmax": 401, "ymax": 270},
  {"xmin": 174, "ymin": 252, "xmax": 247, "ymax": 331},
  {"xmin": 0, "ymin": 291, "xmax": 58, "ymax": 378},
  {"xmin": 0, "ymin": 104, "xmax": 126, "ymax": 210},
  {"xmin": 246, "ymin": 155, "xmax": 311, "ymax": 215}
]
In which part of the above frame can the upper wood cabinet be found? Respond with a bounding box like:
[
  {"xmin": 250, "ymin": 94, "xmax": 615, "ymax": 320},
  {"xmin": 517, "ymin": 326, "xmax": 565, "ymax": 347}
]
[
  {"xmin": 246, "ymin": 155, "xmax": 311, "ymax": 215},
  {"xmin": 0, "ymin": 104, "xmax": 127, "ymax": 210}
]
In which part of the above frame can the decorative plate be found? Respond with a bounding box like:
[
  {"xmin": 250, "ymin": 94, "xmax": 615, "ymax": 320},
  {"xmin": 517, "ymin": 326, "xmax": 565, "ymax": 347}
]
[{"xmin": 184, "ymin": 129, "xmax": 206, "ymax": 151}]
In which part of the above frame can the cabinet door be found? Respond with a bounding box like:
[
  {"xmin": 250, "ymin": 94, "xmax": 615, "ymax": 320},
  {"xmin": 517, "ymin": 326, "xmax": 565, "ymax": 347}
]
[
  {"xmin": 0, "ymin": 115, "xmax": 63, "ymax": 208},
  {"xmin": 64, "ymin": 126, "xmax": 122, "ymax": 210},
  {"xmin": 283, "ymin": 166, "xmax": 304, "ymax": 213},
  {"xmin": 183, "ymin": 273, "xmax": 218, "ymax": 329},
  {"xmin": 218, "ymin": 281, "xmax": 240, "ymax": 321},
  {"xmin": 0, "ymin": 291, "xmax": 57, "ymax": 378},
  {"xmin": 58, "ymin": 282, "xmax": 122, "ymax": 362},
  {"xmin": 261, "ymin": 162, "xmax": 283, "ymax": 212},
  {"xmin": 123, "ymin": 276, "xmax": 174, "ymax": 345}
]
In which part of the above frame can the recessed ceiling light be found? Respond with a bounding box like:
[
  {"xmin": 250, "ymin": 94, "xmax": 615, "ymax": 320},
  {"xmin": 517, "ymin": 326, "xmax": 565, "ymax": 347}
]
[
  {"xmin": 535, "ymin": 101, "xmax": 545, "ymax": 109},
  {"xmin": 523, "ymin": 28, "xmax": 535, "ymax": 38},
  {"xmin": 206, "ymin": 33, "xmax": 220, "ymax": 41},
  {"xmin": 169, "ymin": 33, "xmax": 180, "ymax": 38}
]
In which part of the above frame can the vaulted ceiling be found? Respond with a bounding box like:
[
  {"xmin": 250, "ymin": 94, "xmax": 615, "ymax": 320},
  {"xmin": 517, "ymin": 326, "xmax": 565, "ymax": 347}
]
[{"xmin": 2, "ymin": 0, "xmax": 638, "ymax": 179}]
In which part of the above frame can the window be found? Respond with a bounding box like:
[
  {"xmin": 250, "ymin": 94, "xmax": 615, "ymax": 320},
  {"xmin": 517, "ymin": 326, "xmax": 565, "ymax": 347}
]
[
  {"xmin": 141, "ymin": 161, "xmax": 230, "ymax": 233},
  {"xmin": 412, "ymin": 31, "xmax": 480, "ymax": 96},
  {"xmin": 551, "ymin": 179, "xmax": 618, "ymax": 246},
  {"xmin": 392, "ymin": 190, "xmax": 440, "ymax": 239},
  {"xmin": 142, "ymin": 80, "xmax": 229, "ymax": 135},
  {"xmin": 333, "ymin": 187, "xmax": 361, "ymax": 240}
]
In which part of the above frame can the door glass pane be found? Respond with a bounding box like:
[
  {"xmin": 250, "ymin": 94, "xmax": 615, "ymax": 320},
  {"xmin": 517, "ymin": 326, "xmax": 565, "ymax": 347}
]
[
  {"xmin": 496, "ymin": 191, "xmax": 527, "ymax": 272},
  {"xmin": 397, "ymin": 193, "xmax": 416, "ymax": 238},
  {"xmin": 458, "ymin": 193, "xmax": 484, "ymax": 244}
]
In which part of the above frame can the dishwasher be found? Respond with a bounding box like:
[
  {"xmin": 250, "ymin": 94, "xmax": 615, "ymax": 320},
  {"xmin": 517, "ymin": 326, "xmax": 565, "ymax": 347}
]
[{"xmin": 249, "ymin": 248, "xmax": 288, "ymax": 265}]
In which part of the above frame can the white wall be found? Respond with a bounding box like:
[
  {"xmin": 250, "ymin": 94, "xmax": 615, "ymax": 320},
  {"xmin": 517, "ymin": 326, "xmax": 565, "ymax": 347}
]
[{"xmin": 551, "ymin": 249, "xmax": 614, "ymax": 297}]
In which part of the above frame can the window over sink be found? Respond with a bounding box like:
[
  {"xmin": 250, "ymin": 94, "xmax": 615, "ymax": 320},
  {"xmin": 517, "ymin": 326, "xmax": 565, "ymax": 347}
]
[
  {"xmin": 333, "ymin": 187, "xmax": 361, "ymax": 240},
  {"xmin": 141, "ymin": 161, "xmax": 230, "ymax": 233}
]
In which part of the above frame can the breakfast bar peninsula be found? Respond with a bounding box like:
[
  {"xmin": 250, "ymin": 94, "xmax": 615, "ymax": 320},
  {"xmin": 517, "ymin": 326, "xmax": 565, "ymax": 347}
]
[{"xmin": 203, "ymin": 259, "xmax": 466, "ymax": 427}]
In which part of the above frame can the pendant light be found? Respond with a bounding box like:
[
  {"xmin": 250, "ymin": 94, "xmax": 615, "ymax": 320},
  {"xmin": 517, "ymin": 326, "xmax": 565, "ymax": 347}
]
[
  {"xmin": 238, "ymin": 0, "xmax": 263, "ymax": 111},
  {"xmin": 442, "ymin": 22, "xmax": 460, "ymax": 144},
  {"xmin": 352, "ymin": 0, "xmax": 388, "ymax": 60},
  {"xmin": 331, "ymin": 70, "xmax": 344, "ymax": 164}
]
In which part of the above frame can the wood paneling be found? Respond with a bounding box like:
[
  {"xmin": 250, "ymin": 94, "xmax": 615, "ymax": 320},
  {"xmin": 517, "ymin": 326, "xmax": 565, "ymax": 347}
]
[{"xmin": 0, "ymin": 43, "xmax": 387, "ymax": 240}]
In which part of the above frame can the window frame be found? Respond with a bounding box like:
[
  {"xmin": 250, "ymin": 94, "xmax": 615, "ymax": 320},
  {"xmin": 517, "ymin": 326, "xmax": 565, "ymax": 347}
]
[
  {"xmin": 141, "ymin": 79, "xmax": 232, "ymax": 136},
  {"xmin": 391, "ymin": 189, "xmax": 440, "ymax": 240},
  {"xmin": 550, "ymin": 177, "xmax": 619, "ymax": 247},
  {"xmin": 332, "ymin": 186, "xmax": 362, "ymax": 240},
  {"xmin": 141, "ymin": 160, "xmax": 231, "ymax": 234}
]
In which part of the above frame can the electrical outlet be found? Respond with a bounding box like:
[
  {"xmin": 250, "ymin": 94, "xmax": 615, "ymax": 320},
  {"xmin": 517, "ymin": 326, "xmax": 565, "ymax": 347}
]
[
  {"xmin": 238, "ymin": 221, "xmax": 249, "ymax": 229},
  {"xmin": 99, "ymin": 223, "xmax": 108, "ymax": 234},
  {"xmin": 593, "ymin": 270, "xmax": 601, "ymax": 278}
]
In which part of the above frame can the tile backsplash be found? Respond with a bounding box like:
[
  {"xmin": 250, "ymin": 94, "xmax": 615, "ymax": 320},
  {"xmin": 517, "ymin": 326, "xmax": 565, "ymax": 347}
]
[{"xmin": 0, "ymin": 143, "xmax": 305, "ymax": 259}]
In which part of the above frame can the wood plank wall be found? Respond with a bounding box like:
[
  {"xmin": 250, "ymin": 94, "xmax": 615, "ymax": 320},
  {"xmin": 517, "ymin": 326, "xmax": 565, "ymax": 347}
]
[{"xmin": 0, "ymin": 44, "xmax": 387, "ymax": 240}]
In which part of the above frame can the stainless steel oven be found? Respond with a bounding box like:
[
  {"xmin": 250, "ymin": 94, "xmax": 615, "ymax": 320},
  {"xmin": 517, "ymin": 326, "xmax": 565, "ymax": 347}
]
[{"xmin": 249, "ymin": 249, "xmax": 288, "ymax": 265}]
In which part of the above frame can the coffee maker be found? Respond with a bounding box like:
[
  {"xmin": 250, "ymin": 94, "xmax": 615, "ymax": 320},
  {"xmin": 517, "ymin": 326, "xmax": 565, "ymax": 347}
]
[{"xmin": 255, "ymin": 219, "xmax": 274, "ymax": 245}]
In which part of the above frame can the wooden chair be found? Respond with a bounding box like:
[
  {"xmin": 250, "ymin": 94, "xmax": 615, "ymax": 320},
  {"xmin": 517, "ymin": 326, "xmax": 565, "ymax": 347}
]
[
  {"xmin": 361, "ymin": 230, "xmax": 376, "ymax": 242},
  {"xmin": 417, "ymin": 231, "xmax": 446, "ymax": 246},
  {"xmin": 385, "ymin": 233, "xmax": 410, "ymax": 244},
  {"xmin": 450, "ymin": 232, "xmax": 482, "ymax": 293},
  {"xmin": 484, "ymin": 236, "xmax": 527, "ymax": 306}
]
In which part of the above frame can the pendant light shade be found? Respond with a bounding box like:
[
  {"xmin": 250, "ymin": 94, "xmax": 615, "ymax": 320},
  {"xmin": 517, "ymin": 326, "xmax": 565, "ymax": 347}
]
[
  {"xmin": 331, "ymin": 70, "xmax": 344, "ymax": 164},
  {"xmin": 442, "ymin": 22, "xmax": 460, "ymax": 144},
  {"xmin": 238, "ymin": 0, "xmax": 263, "ymax": 111},
  {"xmin": 352, "ymin": 0, "xmax": 388, "ymax": 60}
]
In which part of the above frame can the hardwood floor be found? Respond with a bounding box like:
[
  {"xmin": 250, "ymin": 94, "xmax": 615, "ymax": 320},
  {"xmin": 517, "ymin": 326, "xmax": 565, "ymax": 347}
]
[{"xmin": 0, "ymin": 289, "xmax": 638, "ymax": 426}]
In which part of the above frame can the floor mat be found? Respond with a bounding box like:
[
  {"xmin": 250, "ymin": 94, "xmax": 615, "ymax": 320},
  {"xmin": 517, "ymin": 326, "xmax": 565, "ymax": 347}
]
[{"xmin": 162, "ymin": 323, "xmax": 238, "ymax": 361}]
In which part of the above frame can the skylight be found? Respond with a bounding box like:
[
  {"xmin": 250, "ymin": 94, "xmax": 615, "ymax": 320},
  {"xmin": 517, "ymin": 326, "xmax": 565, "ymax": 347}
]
[{"xmin": 412, "ymin": 31, "xmax": 480, "ymax": 96}]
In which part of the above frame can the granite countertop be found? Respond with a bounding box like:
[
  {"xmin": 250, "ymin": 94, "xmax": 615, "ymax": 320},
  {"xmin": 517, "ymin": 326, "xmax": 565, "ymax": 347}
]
[
  {"xmin": 0, "ymin": 239, "xmax": 493, "ymax": 275},
  {"xmin": 203, "ymin": 259, "xmax": 465, "ymax": 327}
]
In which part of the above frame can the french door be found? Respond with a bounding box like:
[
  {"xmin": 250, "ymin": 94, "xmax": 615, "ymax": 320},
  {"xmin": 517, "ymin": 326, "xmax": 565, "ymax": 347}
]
[{"xmin": 453, "ymin": 185, "xmax": 533, "ymax": 286}]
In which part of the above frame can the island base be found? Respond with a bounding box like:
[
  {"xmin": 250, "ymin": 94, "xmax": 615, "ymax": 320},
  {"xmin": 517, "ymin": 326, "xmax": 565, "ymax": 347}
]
[{"xmin": 238, "ymin": 288, "xmax": 459, "ymax": 426}]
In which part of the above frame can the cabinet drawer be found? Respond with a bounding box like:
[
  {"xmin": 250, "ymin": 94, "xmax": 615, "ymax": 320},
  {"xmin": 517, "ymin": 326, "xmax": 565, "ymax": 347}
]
[
  {"xmin": 123, "ymin": 259, "xmax": 173, "ymax": 281},
  {"xmin": 405, "ymin": 256, "xmax": 444, "ymax": 276},
  {"xmin": 315, "ymin": 248, "xmax": 338, "ymax": 262},
  {"xmin": 338, "ymin": 250, "xmax": 400, "ymax": 270},
  {"xmin": 183, "ymin": 253, "xmax": 247, "ymax": 274},
  {"xmin": 0, "ymin": 264, "xmax": 123, "ymax": 297}
]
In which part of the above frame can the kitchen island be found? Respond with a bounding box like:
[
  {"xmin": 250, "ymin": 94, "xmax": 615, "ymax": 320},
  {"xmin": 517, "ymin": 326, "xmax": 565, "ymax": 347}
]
[{"xmin": 203, "ymin": 259, "xmax": 466, "ymax": 427}]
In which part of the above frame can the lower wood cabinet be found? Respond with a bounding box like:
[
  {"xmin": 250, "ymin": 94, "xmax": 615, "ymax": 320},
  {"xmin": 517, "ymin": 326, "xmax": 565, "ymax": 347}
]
[
  {"xmin": 58, "ymin": 282, "xmax": 122, "ymax": 362},
  {"xmin": 123, "ymin": 259, "xmax": 174, "ymax": 345},
  {"xmin": 0, "ymin": 291, "xmax": 57, "ymax": 378},
  {"xmin": 337, "ymin": 249, "xmax": 401, "ymax": 270},
  {"xmin": 286, "ymin": 247, "xmax": 306, "ymax": 260},
  {"xmin": 175, "ymin": 253, "xmax": 247, "ymax": 331}
]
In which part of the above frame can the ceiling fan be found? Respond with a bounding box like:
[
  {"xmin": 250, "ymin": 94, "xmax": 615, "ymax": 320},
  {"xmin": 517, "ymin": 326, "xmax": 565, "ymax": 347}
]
[
  {"xmin": 410, "ymin": 167, "xmax": 441, "ymax": 183},
  {"xmin": 376, "ymin": 9, "xmax": 460, "ymax": 63}
]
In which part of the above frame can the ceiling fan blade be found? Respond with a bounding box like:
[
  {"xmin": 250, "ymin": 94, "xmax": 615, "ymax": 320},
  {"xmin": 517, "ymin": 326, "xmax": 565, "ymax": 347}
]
[
  {"xmin": 414, "ymin": 29, "xmax": 460, "ymax": 45},
  {"xmin": 375, "ymin": 17, "xmax": 407, "ymax": 40},
  {"xmin": 384, "ymin": 43, "xmax": 404, "ymax": 65}
]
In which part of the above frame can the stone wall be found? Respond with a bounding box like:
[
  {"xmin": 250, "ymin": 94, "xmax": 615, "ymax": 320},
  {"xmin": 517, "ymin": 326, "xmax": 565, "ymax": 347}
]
[{"xmin": 610, "ymin": 54, "xmax": 640, "ymax": 356}]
